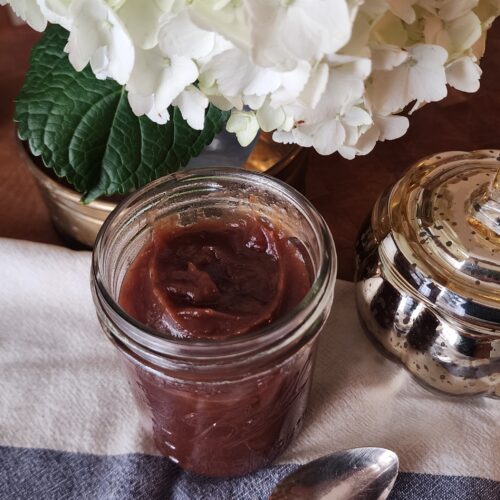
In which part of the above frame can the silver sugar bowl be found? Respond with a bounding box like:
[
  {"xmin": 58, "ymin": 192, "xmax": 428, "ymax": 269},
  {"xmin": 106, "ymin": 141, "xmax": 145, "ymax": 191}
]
[{"xmin": 355, "ymin": 150, "xmax": 500, "ymax": 397}]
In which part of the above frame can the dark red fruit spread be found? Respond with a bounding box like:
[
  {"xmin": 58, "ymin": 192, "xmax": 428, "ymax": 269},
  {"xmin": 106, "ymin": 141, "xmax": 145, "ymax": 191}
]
[
  {"xmin": 119, "ymin": 215, "xmax": 312, "ymax": 339},
  {"xmin": 117, "ymin": 214, "xmax": 315, "ymax": 477}
]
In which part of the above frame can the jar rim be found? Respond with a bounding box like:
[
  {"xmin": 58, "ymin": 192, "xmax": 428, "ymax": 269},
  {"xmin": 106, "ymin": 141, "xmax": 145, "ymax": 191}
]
[{"xmin": 91, "ymin": 167, "xmax": 337, "ymax": 362}]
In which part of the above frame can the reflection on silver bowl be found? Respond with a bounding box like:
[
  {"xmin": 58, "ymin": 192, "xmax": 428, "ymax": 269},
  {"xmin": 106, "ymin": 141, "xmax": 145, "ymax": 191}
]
[{"xmin": 356, "ymin": 150, "xmax": 500, "ymax": 397}]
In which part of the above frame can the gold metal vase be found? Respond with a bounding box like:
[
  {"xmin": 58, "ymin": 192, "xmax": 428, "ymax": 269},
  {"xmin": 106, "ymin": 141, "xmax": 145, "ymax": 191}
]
[
  {"xmin": 19, "ymin": 133, "xmax": 308, "ymax": 248},
  {"xmin": 355, "ymin": 150, "xmax": 500, "ymax": 397}
]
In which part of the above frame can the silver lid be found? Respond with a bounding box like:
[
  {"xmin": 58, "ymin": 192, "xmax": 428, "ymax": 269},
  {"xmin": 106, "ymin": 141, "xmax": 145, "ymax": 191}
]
[{"xmin": 356, "ymin": 150, "xmax": 500, "ymax": 397}]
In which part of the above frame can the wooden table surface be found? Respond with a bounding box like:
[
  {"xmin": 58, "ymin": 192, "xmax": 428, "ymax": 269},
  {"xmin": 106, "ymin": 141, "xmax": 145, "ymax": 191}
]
[{"xmin": 1, "ymin": 8, "xmax": 499, "ymax": 280}]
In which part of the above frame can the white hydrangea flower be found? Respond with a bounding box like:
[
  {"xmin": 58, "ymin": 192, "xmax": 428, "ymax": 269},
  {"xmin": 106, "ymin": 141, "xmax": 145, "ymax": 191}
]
[{"xmin": 4, "ymin": 0, "xmax": 499, "ymax": 156}]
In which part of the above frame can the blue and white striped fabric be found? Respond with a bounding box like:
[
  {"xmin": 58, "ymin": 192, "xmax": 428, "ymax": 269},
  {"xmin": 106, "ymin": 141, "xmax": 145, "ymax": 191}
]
[{"xmin": 1, "ymin": 239, "xmax": 499, "ymax": 500}]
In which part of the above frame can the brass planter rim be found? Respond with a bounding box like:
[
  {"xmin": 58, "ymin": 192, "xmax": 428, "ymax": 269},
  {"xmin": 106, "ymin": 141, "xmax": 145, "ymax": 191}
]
[
  {"xmin": 17, "ymin": 133, "xmax": 304, "ymax": 210},
  {"xmin": 17, "ymin": 140, "xmax": 117, "ymax": 211}
]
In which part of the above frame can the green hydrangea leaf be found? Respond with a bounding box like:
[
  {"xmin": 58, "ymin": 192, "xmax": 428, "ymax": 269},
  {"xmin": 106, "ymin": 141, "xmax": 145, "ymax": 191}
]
[{"xmin": 14, "ymin": 25, "xmax": 229, "ymax": 203}]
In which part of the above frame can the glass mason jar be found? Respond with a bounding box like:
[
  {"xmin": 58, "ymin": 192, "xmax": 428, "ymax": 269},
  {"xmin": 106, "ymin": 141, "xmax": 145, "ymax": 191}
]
[{"xmin": 91, "ymin": 168, "xmax": 336, "ymax": 477}]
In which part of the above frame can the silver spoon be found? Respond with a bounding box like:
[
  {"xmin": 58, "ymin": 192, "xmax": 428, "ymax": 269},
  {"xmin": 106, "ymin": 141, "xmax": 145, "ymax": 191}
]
[{"xmin": 270, "ymin": 447, "xmax": 399, "ymax": 500}]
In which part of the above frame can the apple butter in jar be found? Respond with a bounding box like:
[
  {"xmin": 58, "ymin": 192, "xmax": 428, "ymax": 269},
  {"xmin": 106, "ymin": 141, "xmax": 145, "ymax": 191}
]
[{"xmin": 91, "ymin": 168, "xmax": 336, "ymax": 477}]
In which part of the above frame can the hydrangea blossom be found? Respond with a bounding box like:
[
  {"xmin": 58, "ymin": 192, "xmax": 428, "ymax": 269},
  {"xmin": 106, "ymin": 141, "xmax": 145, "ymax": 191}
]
[{"xmin": 3, "ymin": 0, "xmax": 499, "ymax": 158}]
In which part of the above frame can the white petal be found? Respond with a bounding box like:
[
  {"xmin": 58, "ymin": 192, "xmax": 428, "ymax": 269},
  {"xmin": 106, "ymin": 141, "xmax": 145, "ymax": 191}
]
[
  {"xmin": 126, "ymin": 46, "xmax": 163, "ymax": 96},
  {"xmin": 90, "ymin": 46, "xmax": 110, "ymax": 80},
  {"xmin": 339, "ymin": 124, "xmax": 379, "ymax": 158},
  {"xmin": 327, "ymin": 54, "xmax": 372, "ymax": 79},
  {"xmin": 410, "ymin": 43, "xmax": 449, "ymax": 67},
  {"xmin": 199, "ymin": 74, "xmax": 244, "ymax": 110},
  {"xmin": 343, "ymin": 7, "xmax": 371, "ymax": 55},
  {"xmin": 117, "ymin": 0, "xmax": 174, "ymax": 49},
  {"xmin": 371, "ymin": 46, "xmax": 408, "ymax": 71},
  {"xmin": 155, "ymin": 56, "xmax": 199, "ymax": 111},
  {"xmin": 128, "ymin": 93, "xmax": 170, "ymax": 125},
  {"xmin": 159, "ymin": 9, "xmax": 216, "ymax": 60},
  {"xmin": 188, "ymin": 0, "xmax": 251, "ymax": 52},
  {"xmin": 373, "ymin": 114, "xmax": 409, "ymax": 141},
  {"xmin": 338, "ymin": 146, "xmax": 357, "ymax": 160},
  {"xmin": 243, "ymin": 94, "xmax": 266, "ymax": 110},
  {"xmin": 371, "ymin": 11, "xmax": 409, "ymax": 46},
  {"xmin": 202, "ymin": 48, "xmax": 281, "ymax": 97},
  {"xmin": 128, "ymin": 92, "xmax": 154, "ymax": 117},
  {"xmin": 272, "ymin": 129, "xmax": 296, "ymax": 145},
  {"xmin": 423, "ymin": 14, "xmax": 451, "ymax": 51},
  {"xmin": 471, "ymin": 30, "xmax": 487, "ymax": 59},
  {"xmin": 447, "ymin": 12, "xmax": 482, "ymax": 54},
  {"xmin": 299, "ymin": 62, "xmax": 329, "ymax": 109},
  {"xmin": 256, "ymin": 101, "xmax": 286, "ymax": 132},
  {"xmin": 387, "ymin": 0, "xmax": 416, "ymax": 24},
  {"xmin": 173, "ymin": 85, "xmax": 209, "ymax": 130},
  {"xmin": 270, "ymin": 60, "xmax": 311, "ymax": 107},
  {"xmin": 5, "ymin": 0, "xmax": 47, "ymax": 31},
  {"xmin": 280, "ymin": 115, "xmax": 295, "ymax": 132},
  {"xmin": 408, "ymin": 44, "xmax": 448, "ymax": 104},
  {"xmin": 207, "ymin": 94, "xmax": 238, "ymax": 111},
  {"xmin": 196, "ymin": 33, "xmax": 234, "ymax": 66},
  {"xmin": 146, "ymin": 107, "xmax": 170, "ymax": 125},
  {"xmin": 310, "ymin": 120, "xmax": 347, "ymax": 156},
  {"xmin": 37, "ymin": 0, "xmax": 72, "ymax": 30},
  {"xmin": 361, "ymin": 0, "xmax": 392, "ymax": 20},
  {"xmin": 246, "ymin": 0, "xmax": 352, "ymax": 69},
  {"xmin": 289, "ymin": 120, "xmax": 347, "ymax": 156},
  {"xmin": 126, "ymin": 48, "xmax": 198, "ymax": 123},
  {"xmin": 446, "ymin": 57, "xmax": 482, "ymax": 92},
  {"xmin": 290, "ymin": 127, "xmax": 314, "ymax": 148},
  {"xmin": 226, "ymin": 110, "xmax": 259, "ymax": 147},
  {"xmin": 343, "ymin": 106, "xmax": 373, "ymax": 127},
  {"xmin": 319, "ymin": 59, "xmax": 370, "ymax": 115},
  {"xmin": 65, "ymin": 0, "xmax": 134, "ymax": 84},
  {"xmin": 343, "ymin": 121, "xmax": 362, "ymax": 146},
  {"xmin": 369, "ymin": 64, "xmax": 411, "ymax": 114},
  {"xmin": 439, "ymin": 0, "xmax": 479, "ymax": 22}
]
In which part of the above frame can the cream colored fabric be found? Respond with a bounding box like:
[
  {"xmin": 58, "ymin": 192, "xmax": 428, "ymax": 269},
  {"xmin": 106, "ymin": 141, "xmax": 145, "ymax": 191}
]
[{"xmin": 0, "ymin": 238, "xmax": 498, "ymax": 480}]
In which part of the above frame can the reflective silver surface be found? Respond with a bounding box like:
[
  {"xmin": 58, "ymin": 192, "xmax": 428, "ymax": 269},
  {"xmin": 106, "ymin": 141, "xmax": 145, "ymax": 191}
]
[
  {"xmin": 270, "ymin": 447, "xmax": 399, "ymax": 500},
  {"xmin": 355, "ymin": 151, "xmax": 500, "ymax": 397}
]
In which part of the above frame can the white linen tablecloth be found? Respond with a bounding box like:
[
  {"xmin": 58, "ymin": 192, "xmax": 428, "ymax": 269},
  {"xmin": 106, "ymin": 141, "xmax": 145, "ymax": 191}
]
[{"xmin": 0, "ymin": 238, "xmax": 498, "ymax": 499}]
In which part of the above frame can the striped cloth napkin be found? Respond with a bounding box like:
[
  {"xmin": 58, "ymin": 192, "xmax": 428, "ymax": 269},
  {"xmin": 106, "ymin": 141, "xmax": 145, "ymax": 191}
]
[{"xmin": 0, "ymin": 238, "xmax": 499, "ymax": 500}]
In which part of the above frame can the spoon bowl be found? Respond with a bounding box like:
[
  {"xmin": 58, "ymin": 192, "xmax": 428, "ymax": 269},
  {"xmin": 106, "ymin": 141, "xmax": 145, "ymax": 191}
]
[{"xmin": 270, "ymin": 447, "xmax": 399, "ymax": 500}]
